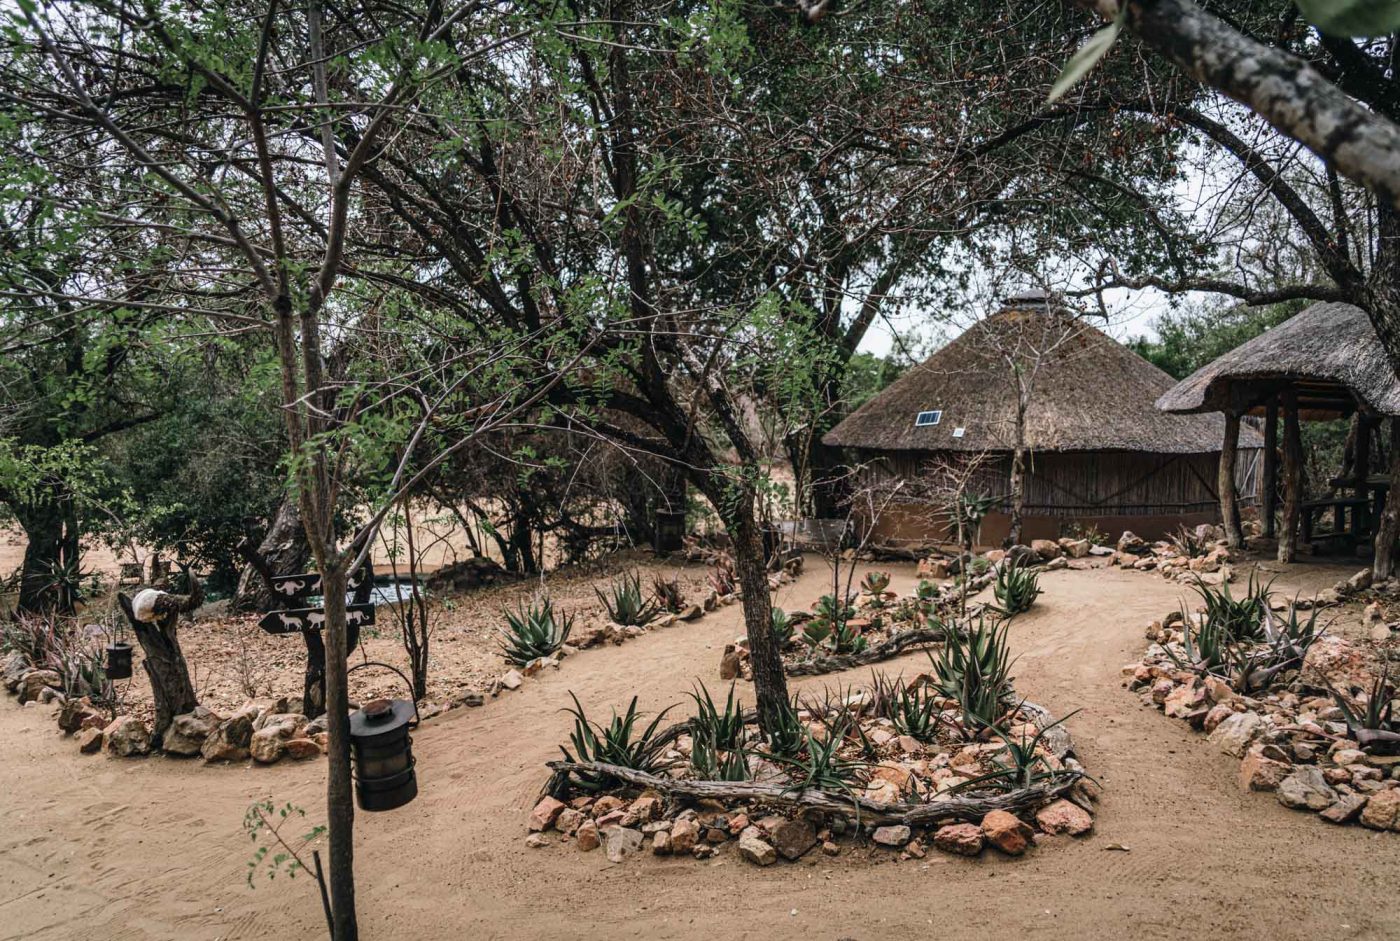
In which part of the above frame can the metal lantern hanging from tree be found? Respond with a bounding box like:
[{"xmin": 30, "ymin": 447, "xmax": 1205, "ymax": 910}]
[{"xmin": 345, "ymin": 662, "xmax": 419, "ymax": 811}]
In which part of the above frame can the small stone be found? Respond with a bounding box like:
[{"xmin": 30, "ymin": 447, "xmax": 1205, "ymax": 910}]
[
  {"xmin": 250, "ymin": 727, "xmax": 288, "ymax": 764},
  {"xmin": 1276, "ymin": 766, "xmax": 1337, "ymax": 811},
  {"xmin": 18, "ymin": 669, "xmax": 62, "ymax": 705},
  {"xmin": 871, "ymin": 825, "xmax": 911, "ymax": 847},
  {"xmin": 769, "ymin": 817, "xmax": 817, "ymax": 861},
  {"xmin": 556, "ymin": 808, "xmax": 585, "ymax": 836},
  {"xmin": 501, "ymin": 670, "xmax": 524, "ymax": 690},
  {"xmin": 1035, "ymin": 799, "xmax": 1094, "ymax": 836},
  {"xmin": 1238, "ymin": 746, "xmax": 1291, "ymax": 792},
  {"xmin": 651, "ymin": 830, "xmax": 672, "ymax": 855},
  {"xmin": 575, "ymin": 820, "xmax": 600, "ymax": 852},
  {"xmin": 524, "ymin": 833, "xmax": 550, "ymax": 849},
  {"xmin": 737, "ymin": 827, "xmax": 778, "ymax": 866},
  {"xmin": 591, "ymin": 795, "xmax": 625, "ymax": 817},
  {"xmin": 1209, "ymin": 711, "xmax": 1264, "ymax": 758},
  {"xmin": 201, "ymin": 708, "xmax": 256, "ymax": 762},
  {"xmin": 285, "ymin": 737, "xmax": 323, "ymax": 760},
  {"xmin": 77, "ymin": 727, "xmax": 103, "ymax": 754},
  {"xmin": 602, "ymin": 826, "xmax": 644, "ymax": 863},
  {"xmin": 821, "ymin": 840, "xmax": 840, "ymax": 856},
  {"xmin": 1359, "ymin": 788, "xmax": 1400, "ymax": 831},
  {"xmin": 933, "ymin": 823, "xmax": 984, "ymax": 856},
  {"xmin": 163, "ymin": 708, "xmax": 219, "ymax": 756},
  {"xmin": 529, "ymin": 796, "xmax": 566, "ymax": 832},
  {"xmin": 1320, "ymin": 793, "xmax": 1368, "ymax": 825},
  {"xmin": 670, "ymin": 816, "xmax": 700, "ymax": 854},
  {"xmin": 981, "ymin": 810, "xmax": 1033, "ymax": 856},
  {"xmin": 102, "ymin": 716, "xmax": 152, "ymax": 757}
]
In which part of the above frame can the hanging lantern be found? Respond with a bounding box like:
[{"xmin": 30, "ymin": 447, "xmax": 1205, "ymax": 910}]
[
  {"xmin": 105, "ymin": 642, "xmax": 133, "ymax": 680},
  {"xmin": 349, "ymin": 698, "xmax": 418, "ymax": 811},
  {"xmin": 653, "ymin": 511, "xmax": 686, "ymax": 554}
]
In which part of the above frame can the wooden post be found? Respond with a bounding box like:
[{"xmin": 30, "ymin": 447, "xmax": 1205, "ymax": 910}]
[
  {"xmin": 1375, "ymin": 418, "xmax": 1400, "ymax": 580},
  {"xmin": 1279, "ymin": 392, "xmax": 1304, "ymax": 563},
  {"xmin": 1355, "ymin": 414, "xmax": 1373, "ymax": 536},
  {"xmin": 1219, "ymin": 410, "xmax": 1243, "ymax": 549},
  {"xmin": 1262, "ymin": 402, "xmax": 1278, "ymax": 538}
]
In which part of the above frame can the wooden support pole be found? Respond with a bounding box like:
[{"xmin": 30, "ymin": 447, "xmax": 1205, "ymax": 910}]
[
  {"xmin": 1262, "ymin": 402, "xmax": 1278, "ymax": 538},
  {"xmin": 1375, "ymin": 418, "xmax": 1400, "ymax": 580},
  {"xmin": 1355, "ymin": 414, "xmax": 1372, "ymax": 536},
  {"xmin": 1279, "ymin": 393, "xmax": 1303, "ymax": 563},
  {"xmin": 1219, "ymin": 410, "xmax": 1243, "ymax": 550}
]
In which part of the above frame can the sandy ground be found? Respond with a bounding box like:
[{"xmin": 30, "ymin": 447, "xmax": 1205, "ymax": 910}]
[{"xmin": 3, "ymin": 557, "xmax": 1398, "ymax": 941}]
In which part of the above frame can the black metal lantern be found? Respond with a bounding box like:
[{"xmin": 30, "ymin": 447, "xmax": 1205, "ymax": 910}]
[
  {"xmin": 105, "ymin": 642, "xmax": 133, "ymax": 680},
  {"xmin": 653, "ymin": 511, "xmax": 686, "ymax": 554},
  {"xmin": 349, "ymin": 697, "xmax": 418, "ymax": 811}
]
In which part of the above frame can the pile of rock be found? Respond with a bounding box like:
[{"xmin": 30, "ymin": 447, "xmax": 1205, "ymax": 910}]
[
  {"xmin": 525, "ymin": 789, "xmax": 1094, "ymax": 865},
  {"xmin": 1128, "ymin": 621, "xmax": 1400, "ymax": 832}
]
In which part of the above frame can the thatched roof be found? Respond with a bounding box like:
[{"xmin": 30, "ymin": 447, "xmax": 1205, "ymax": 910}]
[
  {"xmin": 825, "ymin": 294, "xmax": 1257, "ymax": 455},
  {"xmin": 1156, "ymin": 301, "xmax": 1400, "ymax": 419}
]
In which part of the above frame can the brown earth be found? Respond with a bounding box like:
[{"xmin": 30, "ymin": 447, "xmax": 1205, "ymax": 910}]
[{"xmin": 2, "ymin": 557, "xmax": 1397, "ymax": 941}]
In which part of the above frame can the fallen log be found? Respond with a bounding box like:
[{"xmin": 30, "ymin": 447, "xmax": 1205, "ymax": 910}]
[
  {"xmin": 545, "ymin": 759, "xmax": 1082, "ymax": 826},
  {"xmin": 784, "ymin": 625, "xmax": 955, "ymax": 676}
]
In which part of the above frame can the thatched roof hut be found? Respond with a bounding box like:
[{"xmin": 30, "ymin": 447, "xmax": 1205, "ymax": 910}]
[
  {"xmin": 1157, "ymin": 301, "xmax": 1400, "ymax": 570},
  {"xmin": 823, "ymin": 292, "xmax": 1261, "ymax": 546},
  {"xmin": 827, "ymin": 294, "xmax": 1253, "ymax": 455},
  {"xmin": 1156, "ymin": 301, "xmax": 1400, "ymax": 419}
]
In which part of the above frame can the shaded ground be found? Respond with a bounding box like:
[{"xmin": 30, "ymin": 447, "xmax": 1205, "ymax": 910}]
[{"xmin": 3, "ymin": 558, "xmax": 1396, "ymax": 941}]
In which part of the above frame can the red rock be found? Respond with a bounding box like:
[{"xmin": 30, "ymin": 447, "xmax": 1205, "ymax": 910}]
[
  {"xmin": 555, "ymin": 808, "xmax": 585, "ymax": 836},
  {"xmin": 670, "ymin": 816, "xmax": 700, "ymax": 853},
  {"xmin": 933, "ymin": 823, "xmax": 984, "ymax": 856},
  {"xmin": 77, "ymin": 727, "xmax": 103, "ymax": 754},
  {"xmin": 529, "ymin": 796, "xmax": 566, "ymax": 832},
  {"xmin": 1360, "ymin": 788, "xmax": 1400, "ymax": 831},
  {"xmin": 575, "ymin": 820, "xmax": 600, "ymax": 851},
  {"xmin": 629, "ymin": 796, "xmax": 661, "ymax": 822},
  {"xmin": 284, "ymin": 737, "xmax": 322, "ymax": 760},
  {"xmin": 591, "ymin": 795, "xmax": 624, "ymax": 817},
  {"xmin": 1238, "ymin": 747, "xmax": 1291, "ymax": 792},
  {"xmin": 1035, "ymin": 799, "xmax": 1094, "ymax": 836},
  {"xmin": 981, "ymin": 810, "xmax": 1033, "ymax": 855}
]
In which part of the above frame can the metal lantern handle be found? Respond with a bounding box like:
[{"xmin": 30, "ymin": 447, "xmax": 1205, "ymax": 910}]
[{"xmin": 347, "ymin": 660, "xmax": 420, "ymax": 728}]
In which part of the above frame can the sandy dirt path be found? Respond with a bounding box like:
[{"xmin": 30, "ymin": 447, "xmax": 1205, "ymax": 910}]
[{"xmin": 3, "ymin": 560, "xmax": 1397, "ymax": 941}]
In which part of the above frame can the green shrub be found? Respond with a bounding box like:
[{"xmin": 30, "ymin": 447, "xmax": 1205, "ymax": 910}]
[
  {"xmin": 929, "ymin": 615, "xmax": 1015, "ymax": 731},
  {"xmin": 992, "ymin": 561, "xmax": 1041, "ymax": 615},
  {"xmin": 558, "ymin": 694, "xmax": 674, "ymax": 791}
]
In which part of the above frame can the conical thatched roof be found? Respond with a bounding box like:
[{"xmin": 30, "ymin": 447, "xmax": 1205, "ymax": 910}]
[
  {"xmin": 825, "ymin": 296, "xmax": 1255, "ymax": 454},
  {"xmin": 1156, "ymin": 301, "xmax": 1400, "ymax": 419}
]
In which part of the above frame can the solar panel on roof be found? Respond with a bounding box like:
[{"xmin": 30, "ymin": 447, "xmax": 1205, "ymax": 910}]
[{"xmin": 914, "ymin": 410, "xmax": 942, "ymax": 427}]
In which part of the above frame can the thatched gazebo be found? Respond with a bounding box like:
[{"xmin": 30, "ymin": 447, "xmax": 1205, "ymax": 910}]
[
  {"xmin": 1157, "ymin": 301, "xmax": 1400, "ymax": 573},
  {"xmin": 824, "ymin": 292, "xmax": 1261, "ymax": 547}
]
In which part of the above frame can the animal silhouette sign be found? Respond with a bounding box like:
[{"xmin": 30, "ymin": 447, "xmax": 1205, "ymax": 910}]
[
  {"xmin": 270, "ymin": 569, "xmax": 367, "ymax": 601},
  {"xmin": 258, "ymin": 603, "xmax": 376, "ymax": 635}
]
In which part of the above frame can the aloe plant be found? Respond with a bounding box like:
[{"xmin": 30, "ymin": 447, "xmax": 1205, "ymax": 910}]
[
  {"xmin": 1332, "ymin": 666, "xmax": 1400, "ymax": 754},
  {"xmin": 558, "ymin": 694, "xmax": 675, "ymax": 791},
  {"xmin": 889, "ymin": 680, "xmax": 943, "ymax": 743},
  {"xmin": 761, "ymin": 719, "xmax": 867, "ymax": 795},
  {"xmin": 950, "ymin": 711, "xmax": 1080, "ymax": 794},
  {"xmin": 770, "ymin": 607, "xmax": 795, "ymax": 647},
  {"xmin": 596, "ymin": 570, "xmax": 660, "ymax": 626},
  {"xmin": 929, "ymin": 615, "xmax": 1016, "ymax": 731},
  {"xmin": 993, "ymin": 560, "xmax": 1041, "ymax": 615},
  {"xmin": 1191, "ymin": 572, "xmax": 1272, "ymax": 643},
  {"xmin": 499, "ymin": 596, "xmax": 573, "ymax": 665},
  {"xmin": 651, "ymin": 573, "xmax": 686, "ymax": 614}
]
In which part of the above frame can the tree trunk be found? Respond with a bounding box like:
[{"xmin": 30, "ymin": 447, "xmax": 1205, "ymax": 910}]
[
  {"xmin": 729, "ymin": 497, "xmax": 790, "ymax": 733},
  {"xmin": 13, "ymin": 487, "xmax": 81, "ymax": 615},
  {"xmin": 1006, "ymin": 446, "xmax": 1026, "ymax": 547},
  {"xmin": 1375, "ymin": 419, "xmax": 1400, "ymax": 580},
  {"xmin": 1262, "ymin": 402, "xmax": 1278, "ymax": 538},
  {"xmin": 1218, "ymin": 410, "xmax": 1242, "ymax": 549},
  {"xmin": 231, "ymin": 498, "xmax": 309, "ymax": 613},
  {"xmin": 117, "ymin": 595, "xmax": 198, "ymax": 748},
  {"xmin": 318, "ymin": 564, "xmax": 358, "ymax": 941},
  {"xmin": 1279, "ymin": 394, "xmax": 1303, "ymax": 563}
]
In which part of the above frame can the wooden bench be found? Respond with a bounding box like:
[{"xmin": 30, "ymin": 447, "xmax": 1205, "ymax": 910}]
[{"xmin": 1301, "ymin": 496, "xmax": 1370, "ymax": 544}]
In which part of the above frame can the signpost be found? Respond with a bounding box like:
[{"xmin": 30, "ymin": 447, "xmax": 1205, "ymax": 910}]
[{"xmin": 261, "ymin": 564, "xmax": 375, "ymax": 717}]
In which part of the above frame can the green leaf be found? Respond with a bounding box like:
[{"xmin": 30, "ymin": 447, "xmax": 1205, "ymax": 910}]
[
  {"xmin": 1296, "ymin": 0, "xmax": 1400, "ymax": 36},
  {"xmin": 1047, "ymin": 9, "xmax": 1126, "ymax": 104}
]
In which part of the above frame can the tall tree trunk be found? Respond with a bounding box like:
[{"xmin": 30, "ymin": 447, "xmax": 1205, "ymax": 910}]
[
  {"xmin": 1262, "ymin": 402, "xmax": 1278, "ymax": 538},
  {"xmin": 1218, "ymin": 410, "xmax": 1243, "ymax": 549},
  {"xmin": 117, "ymin": 577, "xmax": 202, "ymax": 748},
  {"xmin": 728, "ymin": 494, "xmax": 790, "ymax": 732},
  {"xmin": 14, "ymin": 487, "xmax": 81, "ymax": 615},
  {"xmin": 1279, "ymin": 394, "xmax": 1303, "ymax": 563},
  {"xmin": 1006, "ymin": 447, "xmax": 1026, "ymax": 547},
  {"xmin": 318, "ymin": 565, "xmax": 357, "ymax": 941},
  {"xmin": 231, "ymin": 498, "xmax": 309, "ymax": 613},
  {"xmin": 1375, "ymin": 419, "xmax": 1400, "ymax": 580}
]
